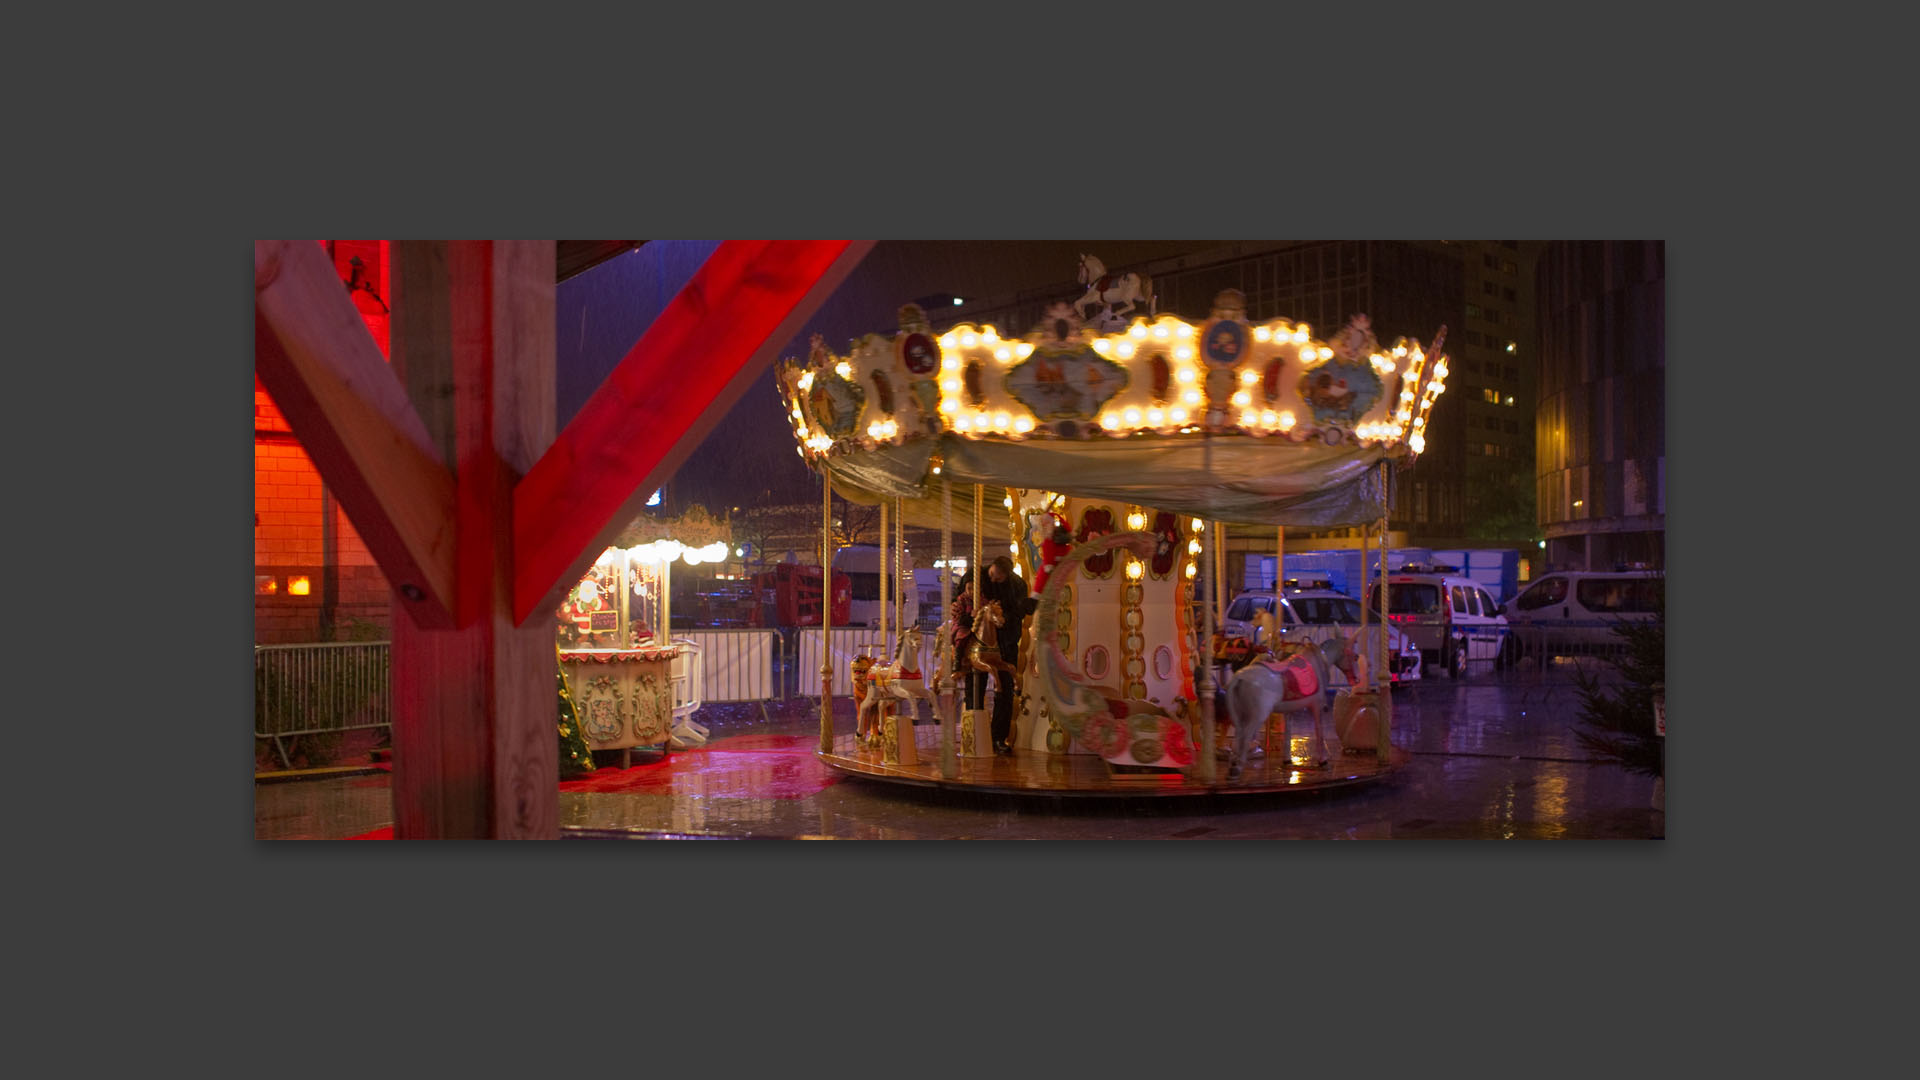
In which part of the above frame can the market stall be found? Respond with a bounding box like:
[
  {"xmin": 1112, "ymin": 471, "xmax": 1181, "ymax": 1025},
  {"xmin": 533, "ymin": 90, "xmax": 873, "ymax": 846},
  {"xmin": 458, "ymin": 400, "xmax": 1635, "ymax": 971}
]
[{"xmin": 556, "ymin": 507, "xmax": 735, "ymax": 761}]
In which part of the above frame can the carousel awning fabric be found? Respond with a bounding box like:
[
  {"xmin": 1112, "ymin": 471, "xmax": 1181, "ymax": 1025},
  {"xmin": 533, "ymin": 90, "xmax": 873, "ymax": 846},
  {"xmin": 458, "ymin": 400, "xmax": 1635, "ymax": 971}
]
[{"xmin": 821, "ymin": 433, "xmax": 1395, "ymax": 530}]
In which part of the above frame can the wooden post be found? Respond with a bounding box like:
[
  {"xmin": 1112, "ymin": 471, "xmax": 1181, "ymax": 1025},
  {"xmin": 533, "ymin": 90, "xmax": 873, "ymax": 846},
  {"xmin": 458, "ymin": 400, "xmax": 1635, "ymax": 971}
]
[{"xmin": 387, "ymin": 241, "xmax": 558, "ymax": 840}]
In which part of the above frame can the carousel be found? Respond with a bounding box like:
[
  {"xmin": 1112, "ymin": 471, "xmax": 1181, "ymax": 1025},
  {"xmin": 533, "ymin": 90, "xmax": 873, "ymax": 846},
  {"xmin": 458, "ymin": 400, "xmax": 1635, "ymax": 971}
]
[{"xmin": 780, "ymin": 259, "xmax": 1449, "ymax": 797}]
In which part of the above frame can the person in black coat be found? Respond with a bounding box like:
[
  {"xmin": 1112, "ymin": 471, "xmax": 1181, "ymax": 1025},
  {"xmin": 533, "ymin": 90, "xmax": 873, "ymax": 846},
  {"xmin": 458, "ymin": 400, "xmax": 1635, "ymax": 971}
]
[{"xmin": 979, "ymin": 555, "xmax": 1034, "ymax": 755}]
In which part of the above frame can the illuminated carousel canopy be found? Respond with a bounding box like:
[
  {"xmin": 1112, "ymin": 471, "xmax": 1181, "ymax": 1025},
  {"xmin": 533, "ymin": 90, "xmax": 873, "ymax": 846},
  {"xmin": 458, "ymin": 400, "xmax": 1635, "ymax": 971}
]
[{"xmin": 778, "ymin": 288, "xmax": 1450, "ymax": 528}]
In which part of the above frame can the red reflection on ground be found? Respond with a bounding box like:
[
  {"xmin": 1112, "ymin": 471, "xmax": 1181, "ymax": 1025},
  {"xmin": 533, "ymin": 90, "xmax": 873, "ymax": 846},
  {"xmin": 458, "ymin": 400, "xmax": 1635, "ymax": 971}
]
[{"xmin": 558, "ymin": 732, "xmax": 841, "ymax": 799}]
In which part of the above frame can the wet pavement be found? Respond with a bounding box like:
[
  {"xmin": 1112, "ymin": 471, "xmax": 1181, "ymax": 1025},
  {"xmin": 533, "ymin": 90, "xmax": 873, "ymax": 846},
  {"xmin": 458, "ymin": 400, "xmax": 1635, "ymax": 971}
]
[{"xmin": 255, "ymin": 660, "xmax": 1664, "ymax": 840}]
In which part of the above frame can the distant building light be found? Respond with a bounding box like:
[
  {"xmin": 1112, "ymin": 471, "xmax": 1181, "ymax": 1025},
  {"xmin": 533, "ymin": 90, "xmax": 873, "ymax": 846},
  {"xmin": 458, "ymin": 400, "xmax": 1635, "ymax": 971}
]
[
  {"xmin": 646, "ymin": 489, "xmax": 662, "ymax": 506},
  {"xmin": 1505, "ymin": 342, "xmax": 1516, "ymax": 353},
  {"xmin": 288, "ymin": 575, "xmax": 312, "ymax": 596},
  {"xmin": 952, "ymin": 297, "xmax": 964, "ymax": 306},
  {"xmin": 1573, "ymin": 500, "xmax": 1584, "ymax": 508}
]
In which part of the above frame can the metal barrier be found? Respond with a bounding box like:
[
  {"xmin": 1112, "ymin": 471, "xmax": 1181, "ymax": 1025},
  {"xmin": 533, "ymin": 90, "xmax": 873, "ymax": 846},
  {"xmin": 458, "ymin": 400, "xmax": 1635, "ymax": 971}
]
[
  {"xmin": 791, "ymin": 627, "xmax": 941, "ymax": 698},
  {"xmin": 255, "ymin": 641, "xmax": 391, "ymax": 769},
  {"xmin": 668, "ymin": 637, "xmax": 704, "ymax": 719},
  {"xmin": 671, "ymin": 629, "xmax": 783, "ymax": 705}
]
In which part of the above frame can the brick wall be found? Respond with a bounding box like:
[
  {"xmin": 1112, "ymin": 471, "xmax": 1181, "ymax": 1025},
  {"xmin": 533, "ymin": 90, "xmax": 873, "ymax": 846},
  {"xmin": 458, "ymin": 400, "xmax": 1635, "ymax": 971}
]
[{"xmin": 255, "ymin": 242, "xmax": 394, "ymax": 645}]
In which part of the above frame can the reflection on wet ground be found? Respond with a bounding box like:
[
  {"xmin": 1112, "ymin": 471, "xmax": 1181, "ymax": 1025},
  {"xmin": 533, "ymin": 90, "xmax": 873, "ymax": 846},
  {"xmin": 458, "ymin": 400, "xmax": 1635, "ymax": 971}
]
[{"xmin": 256, "ymin": 664, "xmax": 1663, "ymax": 840}]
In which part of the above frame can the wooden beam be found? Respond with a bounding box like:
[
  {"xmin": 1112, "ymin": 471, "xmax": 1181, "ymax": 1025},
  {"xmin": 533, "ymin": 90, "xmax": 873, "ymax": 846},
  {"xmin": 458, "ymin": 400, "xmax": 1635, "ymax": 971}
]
[
  {"xmin": 388, "ymin": 241, "xmax": 559, "ymax": 839},
  {"xmin": 254, "ymin": 239, "xmax": 457, "ymax": 629},
  {"xmin": 511, "ymin": 239, "xmax": 872, "ymax": 624}
]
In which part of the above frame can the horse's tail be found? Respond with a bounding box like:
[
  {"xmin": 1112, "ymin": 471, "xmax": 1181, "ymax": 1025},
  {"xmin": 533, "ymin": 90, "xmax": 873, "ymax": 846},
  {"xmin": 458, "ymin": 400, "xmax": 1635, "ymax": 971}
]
[{"xmin": 1139, "ymin": 273, "xmax": 1155, "ymax": 317}]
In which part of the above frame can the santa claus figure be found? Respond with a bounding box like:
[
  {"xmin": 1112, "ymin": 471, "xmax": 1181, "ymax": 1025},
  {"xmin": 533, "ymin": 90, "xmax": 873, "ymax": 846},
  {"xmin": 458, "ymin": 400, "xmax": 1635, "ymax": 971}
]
[{"xmin": 1033, "ymin": 513, "xmax": 1074, "ymax": 592}]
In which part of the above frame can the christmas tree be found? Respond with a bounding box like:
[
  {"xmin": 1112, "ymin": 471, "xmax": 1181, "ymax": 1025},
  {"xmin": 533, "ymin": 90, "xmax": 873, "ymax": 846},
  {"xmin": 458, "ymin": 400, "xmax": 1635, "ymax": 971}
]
[{"xmin": 557, "ymin": 651, "xmax": 596, "ymax": 778}]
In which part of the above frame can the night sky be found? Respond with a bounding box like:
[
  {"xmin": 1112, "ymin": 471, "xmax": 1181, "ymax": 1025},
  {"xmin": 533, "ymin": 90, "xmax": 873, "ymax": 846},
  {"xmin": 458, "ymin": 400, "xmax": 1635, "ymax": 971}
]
[{"xmin": 554, "ymin": 241, "xmax": 1221, "ymax": 520}]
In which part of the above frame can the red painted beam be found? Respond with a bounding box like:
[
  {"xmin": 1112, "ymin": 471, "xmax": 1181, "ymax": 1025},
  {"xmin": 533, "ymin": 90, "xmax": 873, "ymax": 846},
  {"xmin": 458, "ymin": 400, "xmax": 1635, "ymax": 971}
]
[
  {"xmin": 254, "ymin": 239, "xmax": 457, "ymax": 628},
  {"xmin": 512, "ymin": 239, "xmax": 872, "ymax": 624}
]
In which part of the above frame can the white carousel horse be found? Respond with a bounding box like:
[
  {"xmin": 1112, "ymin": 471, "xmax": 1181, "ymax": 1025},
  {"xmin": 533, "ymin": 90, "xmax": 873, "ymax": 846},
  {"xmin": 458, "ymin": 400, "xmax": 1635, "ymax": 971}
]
[
  {"xmin": 856, "ymin": 625, "xmax": 942, "ymax": 740},
  {"xmin": 1073, "ymin": 253, "xmax": 1155, "ymax": 325},
  {"xmin": 1220, "ymin": 611, "xmax": 1357, "ymax": 780}
]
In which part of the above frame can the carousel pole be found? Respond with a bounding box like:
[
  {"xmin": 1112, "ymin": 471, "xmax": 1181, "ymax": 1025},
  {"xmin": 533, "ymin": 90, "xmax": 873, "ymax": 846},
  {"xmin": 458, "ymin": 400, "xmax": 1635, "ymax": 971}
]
[
  {"xmin": 1377, "ymin": 461, "xmax": 1393, "ymax": 761},
  {"xmin": 1199, "ymin": 436, "xmax": 1217, "ymax": 784},
  {"xmin": 1214, "ymin": 521, "xmax": 1229, "ymax": 624},
  {"xmin": 1276, "ymin": 525, "xmax": 1285, "ymax": 591},
  {"xmin": 1359, "ymin": 518, "xmax": 1373, "ymax": 688},
  {"xmin": 879, "ymin": 497, "xmax": 889, "ymax": 663},
  {"xmin": 940, "ymin": 472, "xmax": 956, "ymax": 778},
  {"xmin": 819, "ymin": 462, "xmax": 835, "ymax": 754},
  {"xmin": 971, "ymin": 484, "xmax": 984, "ymax": 757}
]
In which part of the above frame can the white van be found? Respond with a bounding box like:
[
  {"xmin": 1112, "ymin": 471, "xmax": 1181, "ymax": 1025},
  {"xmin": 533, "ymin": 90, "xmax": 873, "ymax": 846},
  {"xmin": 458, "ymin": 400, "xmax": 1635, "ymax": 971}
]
[
  {"xmin": 1221, "ymin": 581, "xmax": 1424, "ymax": 684},
  {"xmin": 1502, "ymin": 569, "xmax": 1662, "ymax": 658},
  {"xmin": 832, "ymin": 545, "xmax": 921, "ymax": 629},
  {"xmin": 1365, "ymin": 564, "xmax": 1512, "ymax": 678}
]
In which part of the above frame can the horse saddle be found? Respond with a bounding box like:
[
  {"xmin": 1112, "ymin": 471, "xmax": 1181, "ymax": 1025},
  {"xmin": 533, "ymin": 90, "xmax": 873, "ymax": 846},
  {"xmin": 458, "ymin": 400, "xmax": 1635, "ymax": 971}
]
[{"xmin": 1254, "ymin": 653, "xmax": 1319, "ymax": 699}]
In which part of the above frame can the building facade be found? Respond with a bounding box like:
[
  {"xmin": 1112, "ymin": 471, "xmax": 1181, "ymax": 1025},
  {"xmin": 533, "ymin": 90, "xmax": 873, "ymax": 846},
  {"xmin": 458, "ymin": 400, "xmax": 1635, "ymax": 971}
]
[{"xmin": 1533, "ymin": 241, "xmax": 1665, "ymax": 572}]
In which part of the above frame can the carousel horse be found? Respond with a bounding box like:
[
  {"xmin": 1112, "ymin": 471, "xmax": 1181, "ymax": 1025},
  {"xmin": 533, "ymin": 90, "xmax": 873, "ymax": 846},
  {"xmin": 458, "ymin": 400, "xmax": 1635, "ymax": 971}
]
[
  {"xmin": 856, "ymin": 626, "xmax": 941, "ymax": 741},
  {"xmin": 1220, "ymin": 611, "xmax": 1358, "ymax": 780},
  {"xmin": 1073, "ymin": 253, "xmax": 1155, "ymax": 324}
]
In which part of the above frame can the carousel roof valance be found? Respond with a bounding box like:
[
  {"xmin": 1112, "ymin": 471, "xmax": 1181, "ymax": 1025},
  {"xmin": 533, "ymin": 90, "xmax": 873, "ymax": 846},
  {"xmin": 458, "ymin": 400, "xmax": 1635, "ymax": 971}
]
[{"xmin": 777, "ymin": 282, "xmax": 1450, "ymax": 528}]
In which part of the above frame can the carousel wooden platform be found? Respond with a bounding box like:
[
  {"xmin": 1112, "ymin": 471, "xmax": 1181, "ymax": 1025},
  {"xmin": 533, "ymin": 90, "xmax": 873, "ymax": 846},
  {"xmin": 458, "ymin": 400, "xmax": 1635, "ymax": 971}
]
[{"xmin": 818, "ymin": 721, "xmax": 1408, "ymax": 798}]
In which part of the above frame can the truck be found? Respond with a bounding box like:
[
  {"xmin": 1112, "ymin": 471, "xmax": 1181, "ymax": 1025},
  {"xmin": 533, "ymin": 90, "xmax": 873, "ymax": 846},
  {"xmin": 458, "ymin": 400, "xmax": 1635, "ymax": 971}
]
[{"xmin": 831, "ymin": 545, "xmax": 922, "ymax": 629}]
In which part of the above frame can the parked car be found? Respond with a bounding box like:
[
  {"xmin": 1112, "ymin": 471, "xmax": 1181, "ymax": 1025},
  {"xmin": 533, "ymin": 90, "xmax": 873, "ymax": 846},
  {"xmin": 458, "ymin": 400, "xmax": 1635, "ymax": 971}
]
[
  {"xmin": 1503, "ymin": 568, "xmax": 1663, "ymax": 658},
  {"xmin": 1364, "ymin": 564, "xmax": 1512, "ymax": 678},
  {"xmin": 1220, "ymin": 580, "xmax": 1423, "ymax": 684}
]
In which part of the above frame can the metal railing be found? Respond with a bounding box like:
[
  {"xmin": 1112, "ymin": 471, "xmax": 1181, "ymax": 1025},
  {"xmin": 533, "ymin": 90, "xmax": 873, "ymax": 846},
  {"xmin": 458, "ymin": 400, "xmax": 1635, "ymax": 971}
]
[
  {"xmin": 255, "ymin": 641, "xmax": 391, "ymax": 770},
  {"xmin": 790, "ymin": 627, "xmax": 942, "ymax": 698}
]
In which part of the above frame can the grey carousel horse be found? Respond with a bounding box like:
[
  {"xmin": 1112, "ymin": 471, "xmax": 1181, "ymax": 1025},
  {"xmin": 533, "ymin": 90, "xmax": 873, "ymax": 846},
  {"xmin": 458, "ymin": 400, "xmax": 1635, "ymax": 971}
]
[{"xmin": 1221, "ymin": 621, "xmax": 1355, "ymax": 781}]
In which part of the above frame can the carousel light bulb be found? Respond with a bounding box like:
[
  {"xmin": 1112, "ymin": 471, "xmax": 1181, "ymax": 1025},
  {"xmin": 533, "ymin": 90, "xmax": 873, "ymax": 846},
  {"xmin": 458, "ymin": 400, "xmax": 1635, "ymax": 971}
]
[
  {"xmin": 1153, "ymin": 325, "xmax": 1169, "ymax": 339},
  {"xmin": 1017, "ymin": 343, "xmax": 1034, "ymax": 359},
  {"xmin": 996, "ymin": 346, "xmax": 1012, "ymax": 361},
  {"xmin": 1010, "ymin": 543, "xmax": 1019, "ymax": 554},
  {"xmin": 1174, "ymin": 346, "xmax": 1193, "ymax": 360},
  {"xmin": 1014, "ymin": 416, "xmax": 1034, "ymax": 433},
  {"xmin": 1116, "ymin": 341, "xmax": 1136, "ymax": 359},
  {"xmin": 1240, "ymin": 369, "xmax": 1259, "ymax": 384},
  {"xmin": 835, "ymin": 361, "xmax": 852, "ymax": 378},
  {"xmin": 1191, "ymin": 518, "xmax": 1204, "ymax": 532},
  {"xmin": 1146, "ymin": 407, "xmax": 1164, "ymax": 426},
  {"xmin": 1293, "ymin": 328, "xmax": 1309, "ymax": 343},
  {"xmin": 1319, "ymin": 347, "xmax": 1333, "ymax": 361},
  {"xmin": 993, "ymin": 412, "xmax": 1011, "ymax": 430},
  {"xmin": 938, "ymin": 398, "xmax": 957, "ymax": 414},
  {"xmin": 1101, "ymin": 412, "xmax": 1119, "ymax": 430},
  {"xmin": 1170, "ymin": 406, "xmax": 1188, "ymax": 423},
  {"xmin": 961, "ymin": 333, "xmax": 978, "ymax": 348},
  {"xmin": 1188, "ymin": 538, "xmax": 1202, "ymax": 555},
  {"xmin": 941, "ymin": 334, "xmax": 957, "ymax": 349},
  {"xmin": 943, "ymin": 378, "xmax": 961, "ymax": 392},
  {"xmin": 1126, "ymin": 559, "xmax": 1144, "ymax": 580},
  {"xmin": 797, "ymin": 372, "xmax": 814, "ymax": 391},
  {"xmin": 1130, "ymin": 324, "xmax": 1147, "ymax": 339},
  {"xmin": 1253, "ymin": 326, "xmax": 1272, "ymax": 342},
  {"xmin": 1183, "ymin": 389, "xmax": 1201, "ymax": 406},
  {"xmin": 1279, "ymin": 412, "xmax": 1296, "ymax": 430},
  {"xmin": 1410, "ymin": 433, "xmax": 1426, "ymax": 453},
  {"xmin": 1177, "ymin": 368, "xmax": 1195, "ymax": 384},
  {"xmin": 1239, "ymin": 410, "xmax": 1255, "ymax": 426},
  {"xmin": 982, "ymin": 328, "xmax": 999, "ymax": 343},
  {"xmin": 942, "ymin": 354, "xmax": 960, "ymax": 370},
  {"xmin": 954, "ymin": 414, "xmax": 971, "ymax": 431},
  {"xmin": 1394, "ymin": 345, "xmax": 1407, "ymax": 357},
  {"xmin": 1232, "ymin": 391, "xmax": 1251, "ymax": 407},
  {"xmin": 1185, "ymin": 562, "xmax": 1197, "ymax": 579},
  {"xmin": 1124, "ymin": 407, "xmax": 1142, "ymax": 425},
  {"xmin": 1127, "ymin": 511, "xmax": 1146, "ymax": 530},
  {"xmin": 1091, "ymin": 339, "xmax": 1110, "ymax": 354},
  {"xmin": 1004, "ymin": 495, "xmax": 1014, "ymax": 509},
  {"xmin": 1177, "ymin": 324, "xmax": 1194, "ymax": 338},
  {"xmin": 1261, "ymin": 410, "xmax": 1277, "ymax": 427}
]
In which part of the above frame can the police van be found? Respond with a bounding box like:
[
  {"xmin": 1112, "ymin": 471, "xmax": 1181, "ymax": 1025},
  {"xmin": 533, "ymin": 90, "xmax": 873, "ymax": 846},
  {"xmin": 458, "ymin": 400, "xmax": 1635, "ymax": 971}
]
[
  {"xmin": 1502, "ymin": 568, "xmax": 1662, "ymax": 658},
  {"xmin": 832, "ymin": 545, "xmax": 920, "ymax": 629},
  {"xmin": 1221, "ymin": 579, "xmax": 1424, "ymax": 683},
  {"xmin": 1364, "ymin": 563, "xmax": 1512, "ymax": 678}
]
